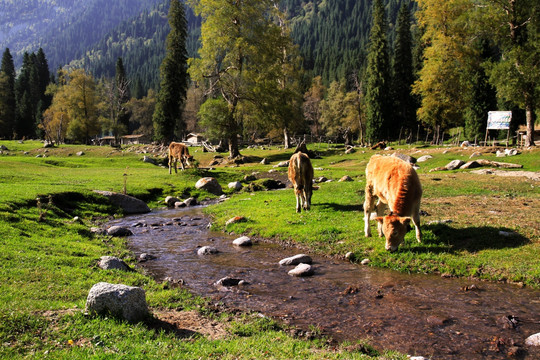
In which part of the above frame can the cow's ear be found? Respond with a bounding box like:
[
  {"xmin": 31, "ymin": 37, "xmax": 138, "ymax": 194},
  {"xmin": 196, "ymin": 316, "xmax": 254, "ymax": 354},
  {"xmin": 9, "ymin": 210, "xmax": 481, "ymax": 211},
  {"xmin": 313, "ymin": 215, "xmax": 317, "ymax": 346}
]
[
  {"xmin": 375, "ymin": 217, "xmax": 384, "ymax": 224},
  {"xmin": 400, "ymin": 217, "xmax": 411, "ymax": 226}
]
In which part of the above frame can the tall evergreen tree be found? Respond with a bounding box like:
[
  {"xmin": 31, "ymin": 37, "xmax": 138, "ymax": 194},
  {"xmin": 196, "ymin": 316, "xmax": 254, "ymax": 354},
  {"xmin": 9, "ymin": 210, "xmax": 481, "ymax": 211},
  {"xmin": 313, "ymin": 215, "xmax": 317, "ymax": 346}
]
[
  {"xmin": 34, "ymin": 48, "xmax": 52, "ymax": 138},
  {"xmin": 391, "ymin": 3, "xmax": 416, "ymax": 140},
  {"xmin": 0, "ymin": 48, "xmax": 16, "ymax": 138},
  {"xmin": 365, "ymin": 0, "xmax": 391, "ymax": 144},
  {"xmin": 152, "ymin": 0, "xmax": 189, "ymax": 144},
  {"xmin": 15, "ymin": 52, "xmax": 40, "ymax": 139}
]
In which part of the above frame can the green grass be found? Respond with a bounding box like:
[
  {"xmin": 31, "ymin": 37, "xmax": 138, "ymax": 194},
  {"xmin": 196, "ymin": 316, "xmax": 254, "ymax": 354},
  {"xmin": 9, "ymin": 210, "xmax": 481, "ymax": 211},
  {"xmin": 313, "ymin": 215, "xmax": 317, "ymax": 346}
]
[
  {"xmin": 1, "ymin": 140, "xmax": 410, "ymax": 359},
  {"xmin": 0, "ymin": 140, "xmax": 539, "ymax": 359}
]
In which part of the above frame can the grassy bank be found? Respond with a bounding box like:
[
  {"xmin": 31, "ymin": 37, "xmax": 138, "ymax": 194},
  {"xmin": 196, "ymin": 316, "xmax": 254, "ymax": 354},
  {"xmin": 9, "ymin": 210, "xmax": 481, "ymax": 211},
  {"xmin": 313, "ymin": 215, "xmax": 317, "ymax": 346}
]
[
  {"xmin": 206, "ymin": 144, "xmax": 540, "ymax": 287},
  {"xmin": 0, "ymin": 140, "xmax": 403, "ymax": 359}
]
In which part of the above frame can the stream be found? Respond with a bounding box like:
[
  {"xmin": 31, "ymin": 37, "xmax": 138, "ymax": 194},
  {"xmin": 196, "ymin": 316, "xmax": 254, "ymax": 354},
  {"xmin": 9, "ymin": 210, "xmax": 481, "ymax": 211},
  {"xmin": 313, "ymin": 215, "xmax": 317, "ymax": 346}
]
[{"xmin": 108, "ymin": 205, "xmax": 540, "ymax": 359}]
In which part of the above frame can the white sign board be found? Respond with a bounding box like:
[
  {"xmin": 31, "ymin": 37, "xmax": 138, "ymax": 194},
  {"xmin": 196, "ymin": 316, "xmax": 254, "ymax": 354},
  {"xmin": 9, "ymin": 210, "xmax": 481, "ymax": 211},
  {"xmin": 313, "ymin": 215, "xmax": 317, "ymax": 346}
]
[{"xmin": 487, "ymin": 111, "xmax": 512, "ymax": 130}]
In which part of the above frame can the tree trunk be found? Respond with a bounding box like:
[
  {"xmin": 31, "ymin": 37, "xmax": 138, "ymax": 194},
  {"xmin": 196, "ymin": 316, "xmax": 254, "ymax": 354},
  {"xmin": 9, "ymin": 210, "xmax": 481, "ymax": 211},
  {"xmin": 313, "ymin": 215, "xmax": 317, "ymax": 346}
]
[
  {"xmin": 228, "ymin": 134, "xmax": 240, "ymax": 158},
  {"xmin": 525, "ymin": 102, "xmax": 536, "ymax": 147},
  {"xmin": 283, "ymin": 127, "xmax": 290, "ymax": 149}
]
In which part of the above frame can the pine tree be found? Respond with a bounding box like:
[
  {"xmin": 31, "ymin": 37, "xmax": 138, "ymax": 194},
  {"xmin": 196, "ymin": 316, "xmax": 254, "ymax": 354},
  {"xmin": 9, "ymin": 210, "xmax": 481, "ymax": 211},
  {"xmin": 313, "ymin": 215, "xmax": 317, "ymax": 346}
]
[
  {"xmin": 15, "ymin": 52, "xmax": 39, "ymax": 139},
  {"xmin": 34, "ymin": 48, "xmax": 51, "ymax": 138},
  {"xmin": 0, "ymin": 48, "xmax": 16, "ymax": 138},
  {"xmin": 152, "ymin": 0, "xmax": 188, "ymax": 144},
  {"xmin": 365, "ymin": 0, "xmax": 391, "ymax": 144},
  {"xmin": 391, "ymin": 3, "xmax": 416, "ymax": 140}
]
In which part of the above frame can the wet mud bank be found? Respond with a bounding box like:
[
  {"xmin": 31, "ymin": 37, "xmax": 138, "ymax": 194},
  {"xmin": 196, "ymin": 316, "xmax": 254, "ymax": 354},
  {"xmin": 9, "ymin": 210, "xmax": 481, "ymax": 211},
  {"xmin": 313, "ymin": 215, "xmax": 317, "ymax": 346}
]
[{"xmin": 108, "ymin": 206, "xmax": 540, "ymax": 359}]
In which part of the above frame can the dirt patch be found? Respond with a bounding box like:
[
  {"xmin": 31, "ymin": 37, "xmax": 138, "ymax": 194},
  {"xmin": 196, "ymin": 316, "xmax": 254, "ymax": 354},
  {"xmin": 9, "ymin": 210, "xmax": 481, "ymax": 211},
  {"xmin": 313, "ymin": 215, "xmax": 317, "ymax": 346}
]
[
  {"xmin": 423, "ymin": 195, "xmax": 540, "ymax": 239},
  {"xmin": 151, "ymin": 309, "xmax": 229, "ymax": 340}
]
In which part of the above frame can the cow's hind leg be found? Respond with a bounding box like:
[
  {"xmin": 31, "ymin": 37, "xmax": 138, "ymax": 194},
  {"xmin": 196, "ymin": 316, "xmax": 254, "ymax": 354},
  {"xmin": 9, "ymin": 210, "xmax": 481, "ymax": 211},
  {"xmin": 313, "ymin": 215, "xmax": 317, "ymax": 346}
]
[
  {"xmin": 304, "ymin": 187, "xmax": 312, "ymax": 211},
  {"xmin": 295, "ymin": 187, "xmax": 302, "ymax": 213}
]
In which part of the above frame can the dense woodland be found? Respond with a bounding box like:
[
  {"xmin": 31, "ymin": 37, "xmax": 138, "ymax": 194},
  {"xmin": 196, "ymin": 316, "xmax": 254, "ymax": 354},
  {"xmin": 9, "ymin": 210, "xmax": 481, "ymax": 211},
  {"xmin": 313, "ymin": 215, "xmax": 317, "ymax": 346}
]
[{"xmin": 0, "ymin": 0, "xmax": 538, "ymax": 150}]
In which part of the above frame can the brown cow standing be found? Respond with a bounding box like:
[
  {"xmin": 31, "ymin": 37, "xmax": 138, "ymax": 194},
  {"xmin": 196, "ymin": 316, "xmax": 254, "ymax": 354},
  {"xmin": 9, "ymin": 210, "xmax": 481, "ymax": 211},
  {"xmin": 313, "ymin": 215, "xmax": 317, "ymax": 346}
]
[
  {"xmin": 168, "ymin": 142, "xmax": 194, "ymax": 174},
  {"xmin": 364, "ymin": 155, "xmax": 422, "ymax": 251},
  {"xmin": 288, "ymin": 152, "xmax": 314, "ymax": 213}
]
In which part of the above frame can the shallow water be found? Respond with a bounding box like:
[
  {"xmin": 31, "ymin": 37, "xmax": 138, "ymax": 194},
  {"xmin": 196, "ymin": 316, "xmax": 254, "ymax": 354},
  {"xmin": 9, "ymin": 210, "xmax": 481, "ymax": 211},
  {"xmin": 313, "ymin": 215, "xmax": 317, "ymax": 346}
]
[{"xmin": 109, "ymin": 206, "xmax": 540, "ymax": 359}]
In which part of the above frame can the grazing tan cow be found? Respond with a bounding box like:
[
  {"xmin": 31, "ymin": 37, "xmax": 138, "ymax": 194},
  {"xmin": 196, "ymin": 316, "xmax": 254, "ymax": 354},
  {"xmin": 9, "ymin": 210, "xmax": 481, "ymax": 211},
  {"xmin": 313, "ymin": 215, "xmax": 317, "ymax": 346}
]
[
  {"xmin": 364, "ymin": 155, "xmax": 422, "ymax": 251},
  {"xmin": 288, "ymin": 152, "xmax": 314, "ymax": 213},
  {"xmin": 168, "ymin": 142, "xmax": 194, "ymax": 174}
]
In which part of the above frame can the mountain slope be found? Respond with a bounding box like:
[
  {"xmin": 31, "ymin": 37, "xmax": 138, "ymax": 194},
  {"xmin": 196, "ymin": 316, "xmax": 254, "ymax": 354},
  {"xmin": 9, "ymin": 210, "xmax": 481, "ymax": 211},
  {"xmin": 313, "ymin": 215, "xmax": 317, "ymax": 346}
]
[
  {"xmin": 0, "ymin": 0, "xmax": 163, "ymax": 68},
  {"xmin": 68, "ymin": 0, "xmax": 200, "ymax": 95}
]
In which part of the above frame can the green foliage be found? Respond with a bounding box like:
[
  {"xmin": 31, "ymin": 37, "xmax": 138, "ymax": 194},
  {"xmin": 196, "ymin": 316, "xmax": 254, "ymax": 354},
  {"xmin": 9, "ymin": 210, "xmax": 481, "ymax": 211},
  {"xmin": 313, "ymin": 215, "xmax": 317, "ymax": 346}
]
[
  {"xmin": 153, "ymin": 0, "xmax": 189, "ymax": 144},
  {"xmin": 0, "ymin": 48, "xmax": 16, "ymax": 138},
  {"xmin": 391, "ymin": 3, "xmax": 417, "ymax": 138},
  {"xmin": 365, "ymin": 0, "xmax": 392, "ymax": 144}
]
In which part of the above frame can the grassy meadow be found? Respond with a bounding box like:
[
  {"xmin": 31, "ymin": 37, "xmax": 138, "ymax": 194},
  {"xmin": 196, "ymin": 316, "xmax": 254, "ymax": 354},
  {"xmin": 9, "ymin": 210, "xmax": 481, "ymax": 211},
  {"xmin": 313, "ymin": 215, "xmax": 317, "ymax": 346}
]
[{"xmin": 1, "ymin": 139, "xmax": 539, "ymax": 359}]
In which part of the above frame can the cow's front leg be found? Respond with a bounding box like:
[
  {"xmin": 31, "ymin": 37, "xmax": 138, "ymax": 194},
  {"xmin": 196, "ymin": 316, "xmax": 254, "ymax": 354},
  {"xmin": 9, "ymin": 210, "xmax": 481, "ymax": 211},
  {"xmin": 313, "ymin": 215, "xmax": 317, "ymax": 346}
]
[
  {"xmin": 376, "ymin": 200, "xmax": 387, "ymax": 237},
  {"xmin": 364, "ymin": 187, "xmax": 375, "ymax": 237},
  {"xmin": 412, "ymin": 209, "xmax": 422, "ymax": 243}
]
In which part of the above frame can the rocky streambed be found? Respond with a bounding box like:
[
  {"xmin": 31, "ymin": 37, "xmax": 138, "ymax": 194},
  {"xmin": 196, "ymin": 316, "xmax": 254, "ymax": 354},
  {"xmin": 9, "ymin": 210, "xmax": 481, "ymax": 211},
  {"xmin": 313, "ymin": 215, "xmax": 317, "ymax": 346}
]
[{"xmin": 107, "ymin": 205, "xmax": 540, "ymax": 360}]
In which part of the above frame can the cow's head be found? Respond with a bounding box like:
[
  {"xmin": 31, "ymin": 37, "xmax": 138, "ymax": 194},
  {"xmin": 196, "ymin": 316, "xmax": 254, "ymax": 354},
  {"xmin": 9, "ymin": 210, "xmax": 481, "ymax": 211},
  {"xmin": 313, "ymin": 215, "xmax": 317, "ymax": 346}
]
[
  {"xmin": 183, "ymin": 154, "xmax": 194, "ymax": 166},
  {"xmin": 375, "ymin": 215, "xmax": 411, "ymax": 252}
]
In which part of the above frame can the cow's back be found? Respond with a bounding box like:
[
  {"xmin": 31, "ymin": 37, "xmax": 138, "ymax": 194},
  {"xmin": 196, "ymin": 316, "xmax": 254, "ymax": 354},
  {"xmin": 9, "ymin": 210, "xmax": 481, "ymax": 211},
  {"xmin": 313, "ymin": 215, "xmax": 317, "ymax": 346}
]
[
  {"xmin": 366, "ymin": 155, "xmax": 421, "ymax": 216},
  {"xmin": 169, "ymin": 142, "xmax": 188, "ymax": 158},
  {"xmin": 288, "ymin": 152, "xmax": 314, "ymax": 190}
]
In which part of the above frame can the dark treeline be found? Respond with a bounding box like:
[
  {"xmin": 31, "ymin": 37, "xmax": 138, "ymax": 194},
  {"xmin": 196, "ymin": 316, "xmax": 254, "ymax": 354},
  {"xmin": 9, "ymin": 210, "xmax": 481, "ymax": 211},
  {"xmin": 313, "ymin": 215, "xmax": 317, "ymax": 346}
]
[
  {"xmin": 284, "ymin": 0, "xmax": 417, "ymax": 85},
  {"xmin": 0, "ymin": 48, "xmax": 51, "ymax": 139},
  {"xmin": 72, "ymin": 0, "xmax": 200, "ymax": 98}
]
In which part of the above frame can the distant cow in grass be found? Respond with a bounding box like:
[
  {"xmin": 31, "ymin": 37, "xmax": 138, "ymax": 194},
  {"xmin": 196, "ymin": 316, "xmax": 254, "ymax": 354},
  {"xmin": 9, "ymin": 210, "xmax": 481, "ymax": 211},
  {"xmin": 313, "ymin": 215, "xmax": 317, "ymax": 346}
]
[
  {"xmin": 364, "ymin": 155, "xmax": 422, "ymax": 251},
  {"xmin": 168, "ymin": 142, "xmax": 194, "ymax": 174},
  {"xmin": 288, "ymin": 152, "xmax": 314, "ymax": 213}
]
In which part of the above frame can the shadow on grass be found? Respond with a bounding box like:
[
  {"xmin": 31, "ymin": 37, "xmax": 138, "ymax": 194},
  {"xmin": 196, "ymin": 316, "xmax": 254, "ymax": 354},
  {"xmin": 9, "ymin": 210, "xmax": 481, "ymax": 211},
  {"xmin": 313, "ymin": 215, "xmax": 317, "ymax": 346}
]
[
  {"xmin": 317, "ymin": 202, "xmax": 364, "ymax": 212},
  {"xmin": 147, "ymin": 316, "xmax": 201, "ymax": 340},
  {"xmin": 411, "ymin": 223, "xmax": 529, "ymax": 254}
]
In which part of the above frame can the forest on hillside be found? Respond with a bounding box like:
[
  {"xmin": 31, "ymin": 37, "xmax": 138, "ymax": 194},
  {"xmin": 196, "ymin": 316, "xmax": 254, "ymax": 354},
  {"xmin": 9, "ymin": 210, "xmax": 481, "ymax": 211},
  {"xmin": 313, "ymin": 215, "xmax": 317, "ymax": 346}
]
[{"xmin": 0, "ymin": 0, "xmax": 538, "ymax": 150}]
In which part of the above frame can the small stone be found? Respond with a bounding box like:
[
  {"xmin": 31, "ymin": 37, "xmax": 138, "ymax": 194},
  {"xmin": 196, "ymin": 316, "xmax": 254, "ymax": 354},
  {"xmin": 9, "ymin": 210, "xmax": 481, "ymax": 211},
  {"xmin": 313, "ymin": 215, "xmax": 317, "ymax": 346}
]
[
  {"xmin": 232, "ymin": 236, "xmax": 252, "ymax": 246},
  {"xmin": 76, "ymin": 151, "xmax": 84, "ymax": 156},
  {"xmin": 226, "ymin": 216, "xmax": 247, "ymax": 226},
  {"xmin": 98, "ymin": 256, "xmax": 132, "ymax": 271},
  {"xmin": 174, "ymin": 201, "xmax": 187, "ymax": 208},
  {"xmin": 288, "ymin": 263, "xmax": 314, "ymax": 277},
  {"xmin": 339, "ymin": 175, "xmax": 353, "ymax": 182},
  {"xmin": 183, "ymin": 197, "xmax": 197, "ymax": 207},
  {"xmin": 445, "ymin": 160, "xmax": 465, "ymax": 170},
  {"xmin": 165, "ymin": 196, "xmax": 181, "ymax": 207},
  {"xmin": 345, "ymin": 252, "xmax": 354, "ymax": 260},
  {"xmin": 195, "ymin": 177, "xmax": 223, "ymax": 195},
  {"xmin": 142, "ymin": 156, "xmax": 157, "ymax": 165},
  {"xmin": 107, "ymin": 226, "xmax": 133, "ymax": 237},
  {"xmin": 260, "ymin": 158, "xmax": 269, "ymax": 165},
  {"xmin": 138, "ymin": 253, "xmax": 156, "ymax": 262},
  {"xmin": 214, "ymin": 277, "xmax": 243, "ymax": 286},
  {"xmin": 361, "ymin": 258, "xmax": 370, "ymax": 265},
  {"xmin": 228, "ymin": 181, "xmax": 243, "ymax": 190},
  {"xmin": 279, "ymin": 254, "xmax": 312, "ymax": 266},
  {"xmin": 525, "ymin": 333, "xmax": 540, "ymax": 346},
  {"xmin": 198, "ymin": 246, "xmax": 219, "ymax": 255},
  {"xmin": 274, "ymin": 161, "xmax": 289, "ymax": 168}
]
